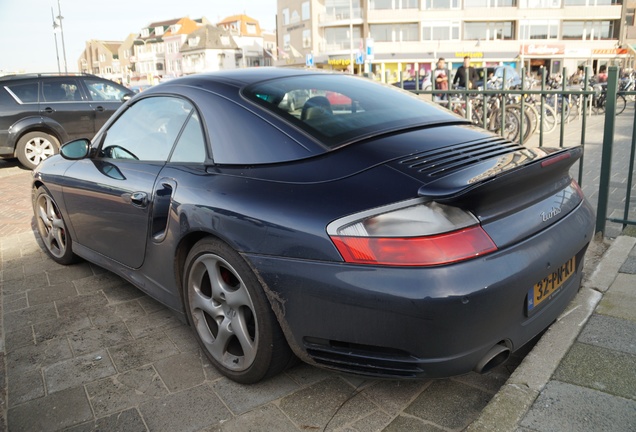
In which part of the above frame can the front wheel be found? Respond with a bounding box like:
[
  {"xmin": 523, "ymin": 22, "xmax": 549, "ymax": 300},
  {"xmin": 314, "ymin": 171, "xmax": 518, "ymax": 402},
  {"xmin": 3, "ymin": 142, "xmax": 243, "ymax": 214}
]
[
  {"xmin": 33, "ymin": 186, "xmax": 79, "ymax": 265},
  {"xmin": 16, "ymin": 132, "xmax": 60, "ymax": 170},
  {"xmin": 183, "ymin": 238, "xmax": 294, "ymax": 383}
]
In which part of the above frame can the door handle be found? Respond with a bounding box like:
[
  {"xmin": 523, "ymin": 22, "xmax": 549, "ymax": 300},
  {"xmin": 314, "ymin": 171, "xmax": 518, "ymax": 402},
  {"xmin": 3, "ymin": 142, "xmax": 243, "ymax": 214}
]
[
  {"xmin": 130, "ymin": 191, "xmax": 148, "ymax": 207},
  {"xmin": 40, "ymin": 107, "xmax": 55, "ymax": 113},
  {"xmin": 95, "ymin": 106, "xmax": 105, "ymax": 112}
]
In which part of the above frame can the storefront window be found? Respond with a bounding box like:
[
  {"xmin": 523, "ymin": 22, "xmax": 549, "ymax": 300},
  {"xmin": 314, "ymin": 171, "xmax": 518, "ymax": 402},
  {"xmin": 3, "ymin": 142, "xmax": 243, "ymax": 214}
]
[{"xmin": 464, "ymin": 21, "xmax": 514, "ymax": 40}]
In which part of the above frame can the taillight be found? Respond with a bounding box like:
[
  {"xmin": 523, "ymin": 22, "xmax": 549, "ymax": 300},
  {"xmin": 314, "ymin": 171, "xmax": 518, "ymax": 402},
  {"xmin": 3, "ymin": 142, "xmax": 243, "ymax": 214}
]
[{"xmin": 327, "ymin": 199, "xmax": 497, "ymax": 266}]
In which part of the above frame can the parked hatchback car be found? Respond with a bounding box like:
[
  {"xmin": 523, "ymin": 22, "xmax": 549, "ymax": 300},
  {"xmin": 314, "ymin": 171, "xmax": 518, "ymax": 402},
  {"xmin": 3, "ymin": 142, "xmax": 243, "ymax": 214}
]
[
  {"xmin": 392, "ymin": 74, "xmax": 433, "ymax": 91},
  {"xmin": 0, "ymin": 73, "xmax": 133, "ymax": 169},
  {"xmin": 32, "ymin": 68, "xmax": 594, "ymax": 384}
]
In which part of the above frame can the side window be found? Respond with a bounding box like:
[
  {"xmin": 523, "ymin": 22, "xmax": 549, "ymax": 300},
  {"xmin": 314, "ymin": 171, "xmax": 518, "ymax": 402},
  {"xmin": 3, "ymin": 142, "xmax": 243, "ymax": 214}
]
[
  {"xmin": 43, "ymin": 79, "xmax": 81, "ymax": 102},
  {"xmin": 101, "ymin": 96, "xmax": 192, "ymax": 162},
  {"xmin": 5, "ymin": 82, "xmax": 39, "ymax": 103},
  {"xmin": 169, "ymin": 112, "xmax": 207, "ymax": 163},
  {"xmin": 85, "ymin": 79, "xmax": 129, "ymax": 101}
]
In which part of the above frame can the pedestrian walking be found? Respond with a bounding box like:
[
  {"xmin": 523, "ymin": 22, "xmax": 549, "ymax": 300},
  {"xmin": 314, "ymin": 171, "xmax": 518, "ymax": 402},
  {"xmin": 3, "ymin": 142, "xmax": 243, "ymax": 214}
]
[{"xmin": 453, "ymin": 56, "xmax": 478, "ymax": 89}]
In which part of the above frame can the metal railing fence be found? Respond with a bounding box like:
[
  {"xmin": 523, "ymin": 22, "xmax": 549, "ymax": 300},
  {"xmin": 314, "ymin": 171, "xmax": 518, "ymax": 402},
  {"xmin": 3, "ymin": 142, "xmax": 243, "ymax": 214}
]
[{"xmin": 395, "ymin": 65, "xmax": 636, "ymax": 236}]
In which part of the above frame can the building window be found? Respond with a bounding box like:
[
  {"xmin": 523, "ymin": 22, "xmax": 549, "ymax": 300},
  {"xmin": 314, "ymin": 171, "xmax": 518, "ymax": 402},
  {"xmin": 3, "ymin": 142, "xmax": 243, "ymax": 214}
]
[
  {"xmin": 520, "ymin": 0, "xmax": 560, "ymax": 6},
  {"xmin": 422, "ymin": 21, "xmax": 460, "ymax": 40},
  {"xmin": 324, "ymin": 26, "xmax": 362, "ymax": 49},
  {"xmin": 464, "ymin": 0, "xmax": 517, "ymax": 6},
  {"xmin": 370, "ymin": 0, "xmax": 419, "ymax": 9},
  {"xmin": 141, "ymin": 29, "xmax": 150, "ymax": 37},
  {"xmin": 370, "ymin": 23, "xmax": 419, "ymax": 42},
  {"xmin": 155, "ymin": 26, "xmax": 164, "ymax": 36},
  {"xmin": 564, "ymin": 0, "xmax": 620, "ymax": 4},
  {"xmin": 424, "ymin": 0, "xmax": 460, "ymax": 8},
  {"xmin": 291, "ymin": 10, "xmax": 301, "ymax": 24},
  {"xmin": 562, "ymin": 20, "xmax": 617, "ymax": 39},
  {"xmin": 520, "ymin": 20, "xmax": 559, "ymax": 39},
  {"xmin": 302, "ymin": 1, "xmax": 310, "ymax": 20},
  {"xmin": 283, "ymin": 34, "xmax": 290, "ymax": 49},
  {"xmin": 627, "ymin": 8, "xmax": 635, "ymax": 26},
  {"xmin": 303, "ymin": 29, "xmax": 311, "ymax": 48},
  {"xmin": 464, "ymin": 21, "xmax": 514, "ymax": 40},
  {"xmin": 247, "ymin": 23, "xmax": 257, "ymax": 34},
  {"xmin": 282, "ymin": 8, "xmax": 290, "ymax": 25},
  {"xmin": 99, "ymin": 54, "xmax": 106, "ymax": 62}
]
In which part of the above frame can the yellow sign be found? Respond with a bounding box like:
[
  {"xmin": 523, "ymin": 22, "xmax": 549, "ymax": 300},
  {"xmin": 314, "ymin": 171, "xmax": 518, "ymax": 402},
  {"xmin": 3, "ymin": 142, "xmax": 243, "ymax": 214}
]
[
  {"xmin": 328, "ymin": 59, "xmax": 351, "ymax": 66},
  {"xmin": 455, "ymin": 52, "xmax": 484, "ymax": 58}
]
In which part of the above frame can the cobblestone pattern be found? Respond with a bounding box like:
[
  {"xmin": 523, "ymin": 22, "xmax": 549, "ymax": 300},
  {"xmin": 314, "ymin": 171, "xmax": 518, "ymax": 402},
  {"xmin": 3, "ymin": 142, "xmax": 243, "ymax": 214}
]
[{"xmin": 0, "ymin": 166, "xmax": 521, "ymax": 431}]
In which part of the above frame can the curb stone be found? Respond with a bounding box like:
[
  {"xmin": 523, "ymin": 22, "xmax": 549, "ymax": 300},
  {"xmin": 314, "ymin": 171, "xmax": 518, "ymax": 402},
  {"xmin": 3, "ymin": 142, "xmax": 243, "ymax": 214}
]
[{"xmin": 466, "ymin": 236, "xmax": 635, "ymax": 432}]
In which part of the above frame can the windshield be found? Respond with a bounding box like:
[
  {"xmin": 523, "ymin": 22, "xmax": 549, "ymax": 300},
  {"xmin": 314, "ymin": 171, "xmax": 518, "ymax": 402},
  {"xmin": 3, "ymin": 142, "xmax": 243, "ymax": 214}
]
[{"xmin": 243, "ymin": 73, "xmax": 459, "ymax": 149}]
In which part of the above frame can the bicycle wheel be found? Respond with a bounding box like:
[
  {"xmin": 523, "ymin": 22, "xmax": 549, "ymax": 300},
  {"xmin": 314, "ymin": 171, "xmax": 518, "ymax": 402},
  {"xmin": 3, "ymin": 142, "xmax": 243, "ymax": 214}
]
[
  {"xmin": 507, "ymin": 105, "xmax": 534, "ymax": 144},
  {"xmin": 490, "ymin": 108, "xmax": 520, "ymax": 141},
  {"xmin": 615, "ymin": 94, "xmax": 627, "ymax": 115},
  {"xmin": 540, "ymin": 104, "xmax": 558, "ymax": 135}
]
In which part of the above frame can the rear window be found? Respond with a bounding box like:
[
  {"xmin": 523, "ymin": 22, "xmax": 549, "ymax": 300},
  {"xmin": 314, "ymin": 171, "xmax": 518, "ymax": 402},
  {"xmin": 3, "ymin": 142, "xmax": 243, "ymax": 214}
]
[
  {"xmin": 243, "ymin": 73, "xmax": 457, "ymax": 149},
  {"xmin": 4, "ymin": 82, "xmax": 39, "ymax": 103}
]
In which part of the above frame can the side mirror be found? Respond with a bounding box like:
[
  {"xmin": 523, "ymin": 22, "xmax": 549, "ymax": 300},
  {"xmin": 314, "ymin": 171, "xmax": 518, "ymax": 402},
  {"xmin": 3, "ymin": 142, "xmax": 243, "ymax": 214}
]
[
  {"xmin": 122, "ymin": 93, "xmax": 134, "ymax": 102},
  {"xmin": 60, "ymin": 138, "xmax": 91, "ymax": 160}
]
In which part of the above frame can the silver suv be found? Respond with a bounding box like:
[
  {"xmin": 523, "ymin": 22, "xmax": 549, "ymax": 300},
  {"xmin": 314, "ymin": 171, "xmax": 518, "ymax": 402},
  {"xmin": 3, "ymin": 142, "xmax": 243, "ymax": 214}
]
[{"xmin": 0, "ymin": 73, "xmax": 133, "ymax": 169}]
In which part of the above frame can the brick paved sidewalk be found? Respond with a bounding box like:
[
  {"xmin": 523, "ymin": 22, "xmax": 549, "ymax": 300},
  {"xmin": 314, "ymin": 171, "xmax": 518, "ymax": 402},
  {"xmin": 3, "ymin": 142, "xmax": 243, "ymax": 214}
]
[
  {"xmin": 0, "ymin": 165, "xmax": 527, "ymax": 431},
  {"xmin": 0, "ymin": 162, "xmax": 34, "ymax": 237}
]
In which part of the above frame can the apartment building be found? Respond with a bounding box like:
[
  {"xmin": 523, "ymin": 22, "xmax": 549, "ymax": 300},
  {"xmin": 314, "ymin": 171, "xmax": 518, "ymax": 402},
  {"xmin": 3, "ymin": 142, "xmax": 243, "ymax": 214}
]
[
  {"xmin": 80, "ymin": 15, "xmax": 271, "ymax": 84},
  {"xmin": 277, "ymin": 0, "xmax": 631, "ymax": 82},
  {"xmin": 77, "ymin": 40, "xmax": 123, "ymax": 82}
]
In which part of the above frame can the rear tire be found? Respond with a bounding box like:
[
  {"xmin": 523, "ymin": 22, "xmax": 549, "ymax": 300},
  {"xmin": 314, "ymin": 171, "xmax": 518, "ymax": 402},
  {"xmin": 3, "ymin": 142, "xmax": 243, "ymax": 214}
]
[
  {"xmin": 183, "ymin": 237, "xmax": 294, "ymax": 383},
  {"xmin": 16, "ymin": 132, "xmax": 60, "ymax": 170}
]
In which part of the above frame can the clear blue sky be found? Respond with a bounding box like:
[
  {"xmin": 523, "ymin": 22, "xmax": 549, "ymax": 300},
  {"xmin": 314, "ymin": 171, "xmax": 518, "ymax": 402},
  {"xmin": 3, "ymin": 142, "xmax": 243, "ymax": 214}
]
[{"xmin": 0, "ymin": 0, "xmax": 277, "ymax": 73}]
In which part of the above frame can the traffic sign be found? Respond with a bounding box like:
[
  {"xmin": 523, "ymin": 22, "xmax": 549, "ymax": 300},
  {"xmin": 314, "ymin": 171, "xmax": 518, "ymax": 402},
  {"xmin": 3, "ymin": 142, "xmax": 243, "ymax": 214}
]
[
  {"xmin": 355, "ymin": 51, "xmax": 363, "ymax": 65},
  {"xmin": 306, "ymin": 53, "xmax": 314, "ymax": 67},
  {"xmin": 366, "ymin": 38, "xmax": 374, "ymax": 60}
]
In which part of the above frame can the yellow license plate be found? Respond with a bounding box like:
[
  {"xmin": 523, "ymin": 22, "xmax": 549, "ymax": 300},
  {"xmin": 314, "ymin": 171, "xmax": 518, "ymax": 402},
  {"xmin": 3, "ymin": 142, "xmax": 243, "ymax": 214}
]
[{"xmin": 528, "ymin": 256, "xmax": 576, "ymax": 312}]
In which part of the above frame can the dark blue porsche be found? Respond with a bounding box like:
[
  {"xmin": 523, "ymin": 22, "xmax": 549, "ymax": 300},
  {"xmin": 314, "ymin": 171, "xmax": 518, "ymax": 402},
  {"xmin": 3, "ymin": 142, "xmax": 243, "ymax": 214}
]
[{"xmin": 32, "ymin": 68, "xmax": 595, "ymax": 384}]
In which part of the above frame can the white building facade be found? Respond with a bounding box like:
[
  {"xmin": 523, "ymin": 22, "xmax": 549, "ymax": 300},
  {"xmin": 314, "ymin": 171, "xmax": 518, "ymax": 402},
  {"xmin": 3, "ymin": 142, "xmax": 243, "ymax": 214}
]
[{"xmin": 277, "ymin": 0, "xmax": 630, "ymax": 82}]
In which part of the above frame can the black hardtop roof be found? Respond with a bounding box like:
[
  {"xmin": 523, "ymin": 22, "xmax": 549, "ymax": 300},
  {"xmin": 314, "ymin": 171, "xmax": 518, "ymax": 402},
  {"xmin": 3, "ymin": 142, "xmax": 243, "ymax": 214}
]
[
  {"xmin": 0, "ymin": 72, "xmax": 101, "ymax": 82},
  {"xmin": 148, "ymin": 67, "xmax": 341, "ymax": 90}
]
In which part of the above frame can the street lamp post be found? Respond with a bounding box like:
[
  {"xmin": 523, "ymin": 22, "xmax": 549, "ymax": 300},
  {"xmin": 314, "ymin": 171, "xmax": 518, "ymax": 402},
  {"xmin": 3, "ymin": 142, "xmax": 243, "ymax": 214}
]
[
  {"xmin": 56, "ymin": 0, "xmax": 68, "ymax": 73},
  {"xmin": 51, "ymin": 7, "xmax": 61, "ymax": 73},
  {"xmin": 349, "ymin": 0, "xmax": 354, "ymax": 74}
]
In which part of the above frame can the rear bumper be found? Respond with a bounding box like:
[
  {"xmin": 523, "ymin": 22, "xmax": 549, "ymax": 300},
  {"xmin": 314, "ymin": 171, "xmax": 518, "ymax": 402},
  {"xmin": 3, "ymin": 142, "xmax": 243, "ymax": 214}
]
[{"xmin": 246, "ymin": 199, "xmax": 595, "ymax": 379}]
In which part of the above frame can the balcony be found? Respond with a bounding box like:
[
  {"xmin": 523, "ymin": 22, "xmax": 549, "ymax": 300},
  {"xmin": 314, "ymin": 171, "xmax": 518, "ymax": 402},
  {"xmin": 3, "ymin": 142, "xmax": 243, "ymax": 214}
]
[
  {"xmin": 319, "ymin": 8, "xmax": 364, "ymax": 26},
  {"xmin": 319, "ymin": 39, "xmax": 364, "ymax": 54}
]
